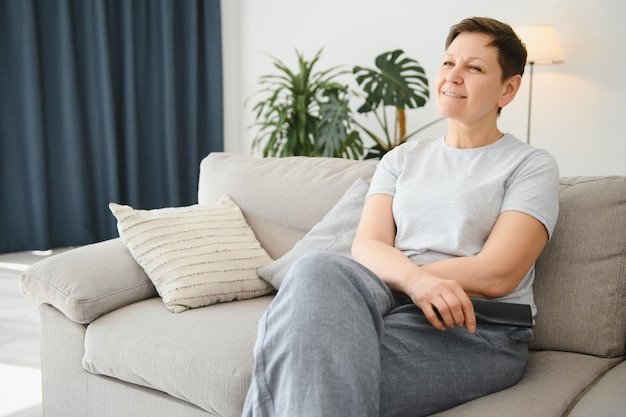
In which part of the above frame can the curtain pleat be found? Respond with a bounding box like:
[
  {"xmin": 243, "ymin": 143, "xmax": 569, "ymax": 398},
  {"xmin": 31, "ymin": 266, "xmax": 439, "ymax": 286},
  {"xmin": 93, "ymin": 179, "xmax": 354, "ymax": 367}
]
[{"xmin": 0, "ymin": 0, "xmax": 223, "ymax": 254}]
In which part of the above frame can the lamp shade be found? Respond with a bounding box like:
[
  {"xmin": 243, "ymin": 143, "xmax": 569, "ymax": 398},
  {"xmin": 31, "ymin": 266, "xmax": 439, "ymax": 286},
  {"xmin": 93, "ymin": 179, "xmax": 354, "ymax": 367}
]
[{"xmin": 514, "ymin": 24, "xmax": 565, "ymax": 65}]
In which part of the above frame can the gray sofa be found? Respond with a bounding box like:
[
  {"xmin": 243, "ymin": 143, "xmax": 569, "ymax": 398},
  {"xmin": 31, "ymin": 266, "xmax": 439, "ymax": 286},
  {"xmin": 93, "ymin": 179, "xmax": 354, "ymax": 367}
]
[{"xmin": 21, "ymin": 152, "xmax": 626, "ymax": 417}]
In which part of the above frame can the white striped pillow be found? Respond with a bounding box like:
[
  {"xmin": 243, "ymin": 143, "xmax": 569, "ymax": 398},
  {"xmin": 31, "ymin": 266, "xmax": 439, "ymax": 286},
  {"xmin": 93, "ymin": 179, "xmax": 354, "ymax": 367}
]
[{"xmin": 109, "ymin": 195, "xmax": 274, "ymax": 313}]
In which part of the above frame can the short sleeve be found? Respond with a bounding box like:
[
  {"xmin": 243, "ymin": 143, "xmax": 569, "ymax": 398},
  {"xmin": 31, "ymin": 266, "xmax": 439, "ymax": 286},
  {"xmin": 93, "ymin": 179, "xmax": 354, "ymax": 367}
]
[
  {"xmin": 501, "ymin": 151, "xmax": 560, "ymax": 239},
  {"xmin": 367, "ymin": 146, "xmax": 404, "ymax": 198}
]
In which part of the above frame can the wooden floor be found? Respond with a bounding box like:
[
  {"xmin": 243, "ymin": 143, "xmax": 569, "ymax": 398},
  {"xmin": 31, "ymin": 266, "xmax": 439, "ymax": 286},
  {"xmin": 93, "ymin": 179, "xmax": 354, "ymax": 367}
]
[{"xmin": 0, "ymin": 249, "xmax": 70, "ymax": 417}]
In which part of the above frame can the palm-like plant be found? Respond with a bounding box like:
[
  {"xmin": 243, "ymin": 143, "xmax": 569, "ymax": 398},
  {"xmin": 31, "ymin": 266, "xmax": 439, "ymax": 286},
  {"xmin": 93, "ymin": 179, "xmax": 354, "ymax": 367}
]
[
  {"xmin": 353, "ymin": 50, "xmax": 443, "ymax": 158},
  {"xmin": 249, "ymin": 50, "xmax": 363, "ymax": 159}
]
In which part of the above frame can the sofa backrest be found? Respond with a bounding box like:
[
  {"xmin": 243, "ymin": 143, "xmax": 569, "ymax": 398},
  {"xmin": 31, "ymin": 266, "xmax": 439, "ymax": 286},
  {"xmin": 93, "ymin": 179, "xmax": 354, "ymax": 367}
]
[
  {"xmin": 199, "ymin": 153, "xmax": 626, "ymax": 358},
  {"xmin": 531, "ymin": 176, "xmax": 626, "ymax": 358},
  {"xmin": 198, "ymin": 153, "xmax": 377, "ymax": 260}
]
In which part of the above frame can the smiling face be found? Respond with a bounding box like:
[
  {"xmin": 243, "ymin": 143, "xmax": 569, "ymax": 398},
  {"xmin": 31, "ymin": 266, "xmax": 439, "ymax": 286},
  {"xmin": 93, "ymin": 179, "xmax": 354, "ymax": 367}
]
[{"xmin": 435, "ymin": 32, "xmax": 521, "ymax": 128}]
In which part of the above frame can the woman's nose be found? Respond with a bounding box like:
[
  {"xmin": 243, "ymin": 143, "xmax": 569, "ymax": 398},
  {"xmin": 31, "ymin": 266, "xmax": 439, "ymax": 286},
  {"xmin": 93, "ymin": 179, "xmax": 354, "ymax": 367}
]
[{"xmin": 446, "ymin": 68, "xmax": 462, "ymax": 84}]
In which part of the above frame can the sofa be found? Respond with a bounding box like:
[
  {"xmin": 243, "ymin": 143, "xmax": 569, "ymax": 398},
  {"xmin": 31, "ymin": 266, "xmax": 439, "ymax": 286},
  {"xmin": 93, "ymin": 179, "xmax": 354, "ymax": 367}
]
[{"xmin": 20, "ymin": 152, "xmax": 626, "ymax": 417}]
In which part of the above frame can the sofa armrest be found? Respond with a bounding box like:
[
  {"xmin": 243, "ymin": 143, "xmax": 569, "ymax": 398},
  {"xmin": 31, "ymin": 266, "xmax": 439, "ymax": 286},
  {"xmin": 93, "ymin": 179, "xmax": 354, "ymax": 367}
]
[{"xmin": 20, "ymin": 238, "xmax": 157, "ymax": 324}]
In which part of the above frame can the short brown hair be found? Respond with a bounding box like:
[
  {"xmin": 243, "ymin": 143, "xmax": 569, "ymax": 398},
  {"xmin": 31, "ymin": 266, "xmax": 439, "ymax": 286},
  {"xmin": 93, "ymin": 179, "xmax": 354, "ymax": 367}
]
[{"xmin": 446, "ymin": 17, "xmax": 527, "ymax": 82}]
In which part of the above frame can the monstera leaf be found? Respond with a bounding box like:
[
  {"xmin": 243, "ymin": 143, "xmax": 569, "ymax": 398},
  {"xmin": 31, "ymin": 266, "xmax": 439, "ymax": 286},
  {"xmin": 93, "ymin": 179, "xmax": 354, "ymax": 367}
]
[
  {"xmin": 354, "ymin": 49, "xmax": 429, "ymax": 113},
  {"xmin": 353, "ymin": 50, "xmax": 439, "ymax": 157}
]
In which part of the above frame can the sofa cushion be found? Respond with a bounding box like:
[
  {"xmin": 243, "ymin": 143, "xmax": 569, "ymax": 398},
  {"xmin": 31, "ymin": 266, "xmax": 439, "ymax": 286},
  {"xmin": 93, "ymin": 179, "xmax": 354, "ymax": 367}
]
[
  {"xmin": 568, "ymin": 360, "xmax": 626, "ymax": 417},
  {"xmin": 109, "ymin": 196, "xmax": 275, "ymax": 313},
  {"xmin": 531, "ymin": 176, "xmax": 626, "ymax": 357},
  {"xmin": 431, "ymin": 351, "xmax": 622, "ymax": 417},
  {"xmin": 257, "ymin": 178, "xmax": 370, "ymax": 289},
  {"xmin": 198, "ymin": 153, "xmax": 378, "ymax": 260},
  {"xmin": 82, "ymin": 296, "xmax": 273, "ymax": 416},
  {"xmin": 20, "ymin": 238, "xmax": 157, "ymax": 324}
]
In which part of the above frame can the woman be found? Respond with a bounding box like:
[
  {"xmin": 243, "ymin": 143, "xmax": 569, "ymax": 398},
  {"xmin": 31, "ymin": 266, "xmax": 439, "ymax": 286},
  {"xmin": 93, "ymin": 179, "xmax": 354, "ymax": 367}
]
[{"xmin": 242, "ymin": 17, "xmax": 559, "ymax": 417}]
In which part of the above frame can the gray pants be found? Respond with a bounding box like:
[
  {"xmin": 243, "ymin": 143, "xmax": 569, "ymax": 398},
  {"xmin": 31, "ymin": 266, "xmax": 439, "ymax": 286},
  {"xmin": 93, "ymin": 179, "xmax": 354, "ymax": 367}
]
[{"xmin": 242, "ymin": 252, "xmax": 532, "ymax": 417}]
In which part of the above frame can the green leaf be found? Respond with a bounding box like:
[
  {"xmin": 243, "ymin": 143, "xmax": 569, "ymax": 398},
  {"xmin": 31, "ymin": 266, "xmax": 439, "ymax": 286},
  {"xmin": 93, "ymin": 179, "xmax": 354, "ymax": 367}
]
[
  {"xmin": 353, "ymin": 49, "xmax": 429, "ymax": 112},
  {"xmin": 316, "ymin": 90, "xmax": 362, "ymax": 158},
  {"xmin": 248, "ymin": 48, "xmax": 362, "ymax": 159}
]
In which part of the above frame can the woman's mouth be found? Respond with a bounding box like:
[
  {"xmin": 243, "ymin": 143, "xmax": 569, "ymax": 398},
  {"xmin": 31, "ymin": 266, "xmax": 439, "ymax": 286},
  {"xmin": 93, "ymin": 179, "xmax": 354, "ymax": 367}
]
[{"xmin": 442, "ymin": 91, "xmax": 467, "ymax": 98}]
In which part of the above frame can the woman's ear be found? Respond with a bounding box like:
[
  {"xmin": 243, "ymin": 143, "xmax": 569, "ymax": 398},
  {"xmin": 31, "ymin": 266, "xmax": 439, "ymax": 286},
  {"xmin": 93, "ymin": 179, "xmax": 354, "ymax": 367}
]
[{"xmin": 498, "ymin": 74, "xmax": 522, "ymax": 109}]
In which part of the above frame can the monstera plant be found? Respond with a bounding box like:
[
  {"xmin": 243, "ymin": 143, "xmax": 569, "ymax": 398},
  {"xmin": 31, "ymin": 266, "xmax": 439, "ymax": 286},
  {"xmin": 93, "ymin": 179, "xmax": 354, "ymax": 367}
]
[
  {"xmin": 353, "ymin": 49, "xmax": 443, "ymax": 158},
  {"xmin": 248, "ymin": 49, "xmax": 363, "ymax": 159}
]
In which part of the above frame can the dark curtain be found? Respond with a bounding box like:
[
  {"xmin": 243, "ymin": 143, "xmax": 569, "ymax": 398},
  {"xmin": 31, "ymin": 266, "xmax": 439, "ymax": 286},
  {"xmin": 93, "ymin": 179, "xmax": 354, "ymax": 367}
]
[{"xmin": 0, "ymin": 0, "xmax": 223, "ymax": 254}]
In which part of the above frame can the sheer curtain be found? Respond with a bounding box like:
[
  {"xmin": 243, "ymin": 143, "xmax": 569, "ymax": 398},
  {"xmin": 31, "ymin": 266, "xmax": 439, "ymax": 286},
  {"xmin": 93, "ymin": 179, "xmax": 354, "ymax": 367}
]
[{"xmin": 0, "ymin": 0, "xmax": 223, "ymax": 253}]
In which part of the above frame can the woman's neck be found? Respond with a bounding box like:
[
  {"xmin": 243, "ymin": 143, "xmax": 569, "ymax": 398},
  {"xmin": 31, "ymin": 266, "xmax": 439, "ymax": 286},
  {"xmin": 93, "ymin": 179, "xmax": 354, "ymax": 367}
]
[{"xmin": 444, "ymin": 122, "xmax": 504, "ymax": 149}]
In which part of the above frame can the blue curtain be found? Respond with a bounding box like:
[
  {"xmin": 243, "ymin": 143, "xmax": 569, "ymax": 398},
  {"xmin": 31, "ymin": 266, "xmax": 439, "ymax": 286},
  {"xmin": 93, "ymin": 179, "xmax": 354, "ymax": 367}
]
[{"xmin": 0, "ymin": 0, "xmax": 223, "ymax": 253}]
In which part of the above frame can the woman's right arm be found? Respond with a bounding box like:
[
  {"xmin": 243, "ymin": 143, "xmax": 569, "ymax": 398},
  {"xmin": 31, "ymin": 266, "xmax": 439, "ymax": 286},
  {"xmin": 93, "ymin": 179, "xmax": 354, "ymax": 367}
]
[{"xmin": 351, "ymin": 194, "xmax": 476, "ymax": 333}]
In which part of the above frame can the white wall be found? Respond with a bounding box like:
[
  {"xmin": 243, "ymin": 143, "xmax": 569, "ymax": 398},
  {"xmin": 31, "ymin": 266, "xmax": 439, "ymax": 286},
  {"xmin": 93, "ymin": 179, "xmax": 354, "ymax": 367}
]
[{"xmin": 221, "ymin": 0, "xmax": 625, "ymax": 176}]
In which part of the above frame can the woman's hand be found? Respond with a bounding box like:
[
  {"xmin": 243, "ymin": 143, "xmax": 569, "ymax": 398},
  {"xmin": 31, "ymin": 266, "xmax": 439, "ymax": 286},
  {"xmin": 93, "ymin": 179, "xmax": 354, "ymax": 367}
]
[{"xmin": 404, "ymin": 270, "xmax": 476, "ymax": 333}]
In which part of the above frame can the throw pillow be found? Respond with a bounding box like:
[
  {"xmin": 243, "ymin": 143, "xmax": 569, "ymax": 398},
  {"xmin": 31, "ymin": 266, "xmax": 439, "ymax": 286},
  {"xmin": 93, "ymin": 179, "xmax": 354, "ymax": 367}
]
[
  {"xmin": 257, "ymin": 178, "xmax": 370, "ymax": 289},
  {"xmin": 109, "ymin": 195, "xmax": 275, "ymax": 313}
]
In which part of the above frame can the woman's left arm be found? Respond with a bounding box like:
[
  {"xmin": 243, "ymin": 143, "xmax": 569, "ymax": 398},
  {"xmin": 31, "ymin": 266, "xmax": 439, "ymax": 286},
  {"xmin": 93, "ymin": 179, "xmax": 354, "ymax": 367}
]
[{"xmin": 421, "ymin": 210, "xmax": 549, "ymax": 299}]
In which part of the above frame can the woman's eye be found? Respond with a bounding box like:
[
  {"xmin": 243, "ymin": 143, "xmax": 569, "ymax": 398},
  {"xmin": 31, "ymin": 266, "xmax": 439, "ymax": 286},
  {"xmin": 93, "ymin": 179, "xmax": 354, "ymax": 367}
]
[
  {"xmin": 469, "ymin": 65, "xmax": 482, "ymax": 72},
  {"xmin": 443, "ymin": 61, "xmax": 454, "ymax": 67}
]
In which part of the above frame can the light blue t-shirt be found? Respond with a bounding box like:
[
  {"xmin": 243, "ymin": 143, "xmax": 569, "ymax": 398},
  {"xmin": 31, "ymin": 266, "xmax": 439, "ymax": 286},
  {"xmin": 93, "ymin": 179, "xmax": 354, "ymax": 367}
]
[{"xmin": 367, "ymin": 134, "xmax": 560, "ymax": 314}]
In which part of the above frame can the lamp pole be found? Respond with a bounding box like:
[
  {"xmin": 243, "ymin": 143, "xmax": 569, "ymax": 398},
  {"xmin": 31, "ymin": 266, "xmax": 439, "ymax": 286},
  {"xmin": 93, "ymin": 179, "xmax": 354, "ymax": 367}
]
[
  {"xmin": 515, "ymin": 24, "xmax": 565, "ymax": 146},
  {"xmin": 526, "ymin": 61, "xmax": 534, "ymax": 145}
]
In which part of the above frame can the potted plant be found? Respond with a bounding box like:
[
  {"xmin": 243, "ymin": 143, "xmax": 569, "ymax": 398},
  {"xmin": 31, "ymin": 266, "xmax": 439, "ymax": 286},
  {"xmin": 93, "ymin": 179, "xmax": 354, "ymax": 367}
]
[
  {"xmin": 353, "ymin": 49, "xmax": 443, "ymax": 158},
  {"xmin": 248, "ymin": 49, "xmax": 363, "ymax": 159}
]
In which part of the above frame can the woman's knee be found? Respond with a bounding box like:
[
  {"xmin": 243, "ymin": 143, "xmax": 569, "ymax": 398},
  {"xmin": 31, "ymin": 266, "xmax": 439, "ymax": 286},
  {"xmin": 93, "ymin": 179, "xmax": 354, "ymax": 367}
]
[
  {"xmin": 282, "ymin": 251, "xmax": 355, "ymax": 288},
  {"xmin": 282, "ymin": 251, "xmax": 392, "ymax": 310}
]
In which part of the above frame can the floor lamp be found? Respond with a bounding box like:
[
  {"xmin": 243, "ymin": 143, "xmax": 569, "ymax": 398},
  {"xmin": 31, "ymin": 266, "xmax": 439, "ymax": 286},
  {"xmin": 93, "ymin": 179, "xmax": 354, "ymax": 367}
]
[{"xmin": 514, "ymin": 25, "xmax": 565, "ymax": 144}]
